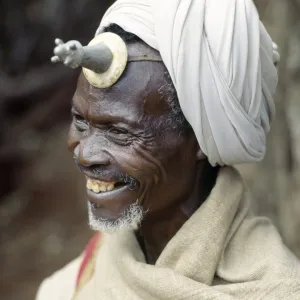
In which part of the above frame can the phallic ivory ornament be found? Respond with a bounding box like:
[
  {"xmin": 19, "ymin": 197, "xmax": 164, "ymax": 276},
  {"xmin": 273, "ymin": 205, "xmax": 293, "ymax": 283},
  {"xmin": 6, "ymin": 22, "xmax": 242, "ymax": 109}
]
[{"xmin": 51, "ymin": 32, "xmax": 128, "ymax": 88}]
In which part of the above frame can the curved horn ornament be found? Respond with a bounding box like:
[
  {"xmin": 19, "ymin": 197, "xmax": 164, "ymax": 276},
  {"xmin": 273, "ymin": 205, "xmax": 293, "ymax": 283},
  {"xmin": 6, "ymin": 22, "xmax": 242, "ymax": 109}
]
[{"xmin": 51, "ymin": 33, "xmax": 128, "ymax": 88}]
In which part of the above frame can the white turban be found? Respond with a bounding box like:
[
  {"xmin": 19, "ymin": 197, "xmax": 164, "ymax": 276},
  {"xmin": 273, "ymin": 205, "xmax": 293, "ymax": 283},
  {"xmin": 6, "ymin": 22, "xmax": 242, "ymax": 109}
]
[{"xmin": 99, "ymin": 0, "xmax": 278, "ymax": 166}]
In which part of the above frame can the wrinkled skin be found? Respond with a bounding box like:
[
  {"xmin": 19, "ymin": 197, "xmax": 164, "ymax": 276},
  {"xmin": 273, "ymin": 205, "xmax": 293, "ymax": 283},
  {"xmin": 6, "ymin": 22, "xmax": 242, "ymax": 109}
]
[{"xmin": 68, "ymin": 42, "xmax": 218, "ymax": 263}]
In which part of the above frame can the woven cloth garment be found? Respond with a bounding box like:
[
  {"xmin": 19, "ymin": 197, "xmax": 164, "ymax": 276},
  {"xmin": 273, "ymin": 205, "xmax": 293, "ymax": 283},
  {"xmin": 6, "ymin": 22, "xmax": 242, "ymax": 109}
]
[
  {"xmin": 35, "ymin": 234, "xmax": 102, "ymax": 300},
  {"xmin": 98, "ymin": 0, "xmax": 278, "ymax": 166},
  {"xmin": 36, "ymin": 255, "xmax": 82, "ymax": 300},
  {"xmin": 69, "ymin": 167, "xmax": 300, "ymax": 300}
]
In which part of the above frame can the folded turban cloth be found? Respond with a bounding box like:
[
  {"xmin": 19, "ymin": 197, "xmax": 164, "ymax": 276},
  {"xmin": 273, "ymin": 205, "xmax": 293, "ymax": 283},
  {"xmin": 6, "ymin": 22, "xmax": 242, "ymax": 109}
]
[{"xmin": 99, "ymin": 0, "xmax": 279, "ymax": 166}]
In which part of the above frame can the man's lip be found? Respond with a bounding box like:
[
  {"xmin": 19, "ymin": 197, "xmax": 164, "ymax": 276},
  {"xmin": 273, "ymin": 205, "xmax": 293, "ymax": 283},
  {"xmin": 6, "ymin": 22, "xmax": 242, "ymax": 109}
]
[
  {"xmin": 87, "ymin": 184, "xmax": 129, "ymax": 206},
  {"xmin": 86, "ymin": 175, "xmax": 140, "ymax": 220},
  {"xmin": 84, "ymin": 174, "xmax": 117, "ymax": 183}
]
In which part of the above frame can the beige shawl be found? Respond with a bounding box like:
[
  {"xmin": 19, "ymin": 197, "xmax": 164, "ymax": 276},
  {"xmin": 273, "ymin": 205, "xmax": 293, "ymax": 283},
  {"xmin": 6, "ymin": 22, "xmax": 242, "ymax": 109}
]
[{"xmin": 74, "ymin": 167, "xmax": 300, "ymax": 299}]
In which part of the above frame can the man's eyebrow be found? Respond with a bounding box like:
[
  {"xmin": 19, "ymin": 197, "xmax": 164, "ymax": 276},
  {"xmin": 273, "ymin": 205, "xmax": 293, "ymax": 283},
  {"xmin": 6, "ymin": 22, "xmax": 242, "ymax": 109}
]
[
  {"xmin": 71, "ymin": 97, "xmax": 140, "ymax": 128},
  {"xmin": 90, "ymin": 114, "xmax": 139, "ymax": 128},
  {"xmin": 71, "ymin": 104, "xmax": 83, "ymax": 115},
  {"xmin": 71, "ymin": 105, "xmax": 77, "ymax": 113}
]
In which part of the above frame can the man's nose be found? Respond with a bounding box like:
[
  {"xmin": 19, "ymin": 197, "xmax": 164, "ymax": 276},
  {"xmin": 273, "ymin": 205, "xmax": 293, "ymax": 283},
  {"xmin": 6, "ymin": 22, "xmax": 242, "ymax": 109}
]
[{"xmin": 74, "ymin": 137, "xmax": 110, "ymax": 167}]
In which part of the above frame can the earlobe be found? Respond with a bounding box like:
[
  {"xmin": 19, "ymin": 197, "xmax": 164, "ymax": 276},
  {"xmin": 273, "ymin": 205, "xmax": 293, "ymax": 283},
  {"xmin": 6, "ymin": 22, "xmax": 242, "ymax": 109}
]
[{"xmin": 196, "ymin": 148, "xmax": 206, "ymax": 160}]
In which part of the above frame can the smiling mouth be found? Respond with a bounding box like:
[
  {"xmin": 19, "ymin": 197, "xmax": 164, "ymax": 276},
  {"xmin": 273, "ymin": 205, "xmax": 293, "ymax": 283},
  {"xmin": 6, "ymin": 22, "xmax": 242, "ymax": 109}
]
[
  {"xmin": 86, "ymin": 178, "xmax": 127, "ymax": 194},
  {"xmin": 85, "ymin": 176, "xmax": 140, "ymax": 220}
]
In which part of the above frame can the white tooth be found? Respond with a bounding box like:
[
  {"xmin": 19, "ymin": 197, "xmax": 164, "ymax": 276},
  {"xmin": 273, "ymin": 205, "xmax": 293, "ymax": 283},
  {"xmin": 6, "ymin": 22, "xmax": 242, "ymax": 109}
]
[
  {"xmin": 107, "ymin": 184, "xmax": 114, "ymax": 191},
  {"xmin": 87, "ymin": 180, "xmax": 93, "ymax": 189},
  {"xmin": 99, "ymin": 185, "xmax": 107, "ymax": 192},
  {"xmin": 92, "ymin": 184, "xmax": 100, "ymax": 193}
]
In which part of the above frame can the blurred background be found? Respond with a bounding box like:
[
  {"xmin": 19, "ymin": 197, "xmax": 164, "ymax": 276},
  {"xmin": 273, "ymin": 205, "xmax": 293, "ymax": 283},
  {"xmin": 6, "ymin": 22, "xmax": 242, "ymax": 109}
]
[{"xmin": 0, "ymin": 0, "xmax": 300, "ymax": 299}]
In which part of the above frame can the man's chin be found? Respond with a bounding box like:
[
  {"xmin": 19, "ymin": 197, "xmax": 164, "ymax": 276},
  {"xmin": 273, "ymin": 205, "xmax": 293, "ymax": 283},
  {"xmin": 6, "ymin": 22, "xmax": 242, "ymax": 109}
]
[{"xmin": 87, "ymin": 201, "xmax": 145, "ymax": 234}]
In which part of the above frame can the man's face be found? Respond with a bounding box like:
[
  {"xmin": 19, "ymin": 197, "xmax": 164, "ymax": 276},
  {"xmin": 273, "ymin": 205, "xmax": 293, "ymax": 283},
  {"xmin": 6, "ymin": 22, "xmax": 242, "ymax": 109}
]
[{"xmin": 68, "ymin": 45, "xmax": 199, "ymax": 232}]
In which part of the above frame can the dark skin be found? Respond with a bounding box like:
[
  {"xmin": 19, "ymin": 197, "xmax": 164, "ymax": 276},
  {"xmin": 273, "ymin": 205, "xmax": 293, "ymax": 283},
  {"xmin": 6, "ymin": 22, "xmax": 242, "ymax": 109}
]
[{"xmin": 68, "ymin": 42, "xmax": 218, "ymax": 264}]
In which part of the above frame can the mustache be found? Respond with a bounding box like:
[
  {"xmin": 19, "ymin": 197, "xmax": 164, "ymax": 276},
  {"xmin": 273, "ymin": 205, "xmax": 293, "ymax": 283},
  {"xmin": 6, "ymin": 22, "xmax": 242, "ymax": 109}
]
[{"xmin": 74, "ymin": 157, "xmax": 139, "ymax": 190}]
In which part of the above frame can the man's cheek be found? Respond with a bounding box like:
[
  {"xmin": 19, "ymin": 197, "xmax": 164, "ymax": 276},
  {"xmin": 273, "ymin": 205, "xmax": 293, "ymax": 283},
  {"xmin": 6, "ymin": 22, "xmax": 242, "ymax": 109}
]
[
  {"xmin": 120, "ymin": 147, "xmax": 166, "ymax": 185},
  {"xmin": 111, "ymin": 146, "xmax": 149, "ymax": 172}
]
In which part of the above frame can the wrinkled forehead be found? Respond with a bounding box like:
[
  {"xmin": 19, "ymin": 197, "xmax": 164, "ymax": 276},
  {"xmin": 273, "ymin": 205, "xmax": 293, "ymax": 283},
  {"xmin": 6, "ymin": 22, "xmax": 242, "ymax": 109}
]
[{"xmin": 73, "ymin": 41, "xmax": 170, "ymax": 119}]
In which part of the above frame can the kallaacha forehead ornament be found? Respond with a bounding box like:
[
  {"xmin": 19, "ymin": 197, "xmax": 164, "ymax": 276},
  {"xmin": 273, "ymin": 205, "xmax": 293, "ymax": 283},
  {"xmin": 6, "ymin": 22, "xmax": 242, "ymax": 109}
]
[
  {"xmin": 51, "ymin": 32, "xmax": 163, "ymax": 88},
  {"xmin": 51, "ymin": 32, "xmax": 128, "ymax": 88}
]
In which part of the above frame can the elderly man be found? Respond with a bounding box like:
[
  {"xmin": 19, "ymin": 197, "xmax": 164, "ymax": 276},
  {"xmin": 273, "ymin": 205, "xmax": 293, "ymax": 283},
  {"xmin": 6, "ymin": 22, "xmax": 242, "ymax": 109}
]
[{"xmin": 37, "ymin": 0, "xmax": 300, "ymax": 299}]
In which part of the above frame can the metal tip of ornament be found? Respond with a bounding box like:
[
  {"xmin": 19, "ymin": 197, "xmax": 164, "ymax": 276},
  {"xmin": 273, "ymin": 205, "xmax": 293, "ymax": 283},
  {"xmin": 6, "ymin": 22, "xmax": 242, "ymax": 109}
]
[
  {"xmin": 51, "ymin": 56, "xmax": 59, "ymax": 63},
  {"xmin": 55, "ymin": 38, "xmax": 63, "ymax": 46}
]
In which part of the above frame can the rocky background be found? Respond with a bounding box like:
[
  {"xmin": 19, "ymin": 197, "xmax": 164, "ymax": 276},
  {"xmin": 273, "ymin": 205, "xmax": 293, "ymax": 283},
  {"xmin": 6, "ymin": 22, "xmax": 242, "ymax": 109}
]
[{"xmin": 0, "ymin": 0, "xmax": 299, "ymax": 299}]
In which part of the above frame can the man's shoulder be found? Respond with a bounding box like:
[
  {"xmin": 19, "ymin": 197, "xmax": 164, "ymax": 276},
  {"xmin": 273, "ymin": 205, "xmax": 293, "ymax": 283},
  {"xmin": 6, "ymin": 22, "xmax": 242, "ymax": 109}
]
[{"xmin": 36, "ymin": 255, "xmax": 83, "ymax": 300}]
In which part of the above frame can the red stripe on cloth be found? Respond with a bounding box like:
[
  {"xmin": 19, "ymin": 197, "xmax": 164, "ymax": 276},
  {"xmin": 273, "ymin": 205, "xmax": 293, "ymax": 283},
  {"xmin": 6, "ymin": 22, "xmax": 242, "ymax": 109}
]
[{"xmin": 76, "ymin": 232, "xmax": 101, "ymax": 287}]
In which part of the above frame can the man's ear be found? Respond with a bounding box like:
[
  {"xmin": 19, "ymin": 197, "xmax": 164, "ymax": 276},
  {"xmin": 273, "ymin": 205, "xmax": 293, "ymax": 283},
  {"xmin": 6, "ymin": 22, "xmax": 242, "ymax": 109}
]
[{"xmin": 196, "ymin": 148, "xmax": 206, "ymax": 160}]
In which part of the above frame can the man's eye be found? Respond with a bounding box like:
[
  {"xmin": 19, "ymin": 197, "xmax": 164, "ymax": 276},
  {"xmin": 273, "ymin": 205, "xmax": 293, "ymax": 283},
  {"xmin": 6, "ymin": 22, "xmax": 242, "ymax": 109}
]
[
  {"xmin": 109, "ymin": 127, "xmax": 129, "ymax": 135},
  {"xmin": 107, "ymin": 126, "xmax": 131, "ymax": 146},
  {"xmin": 73, "ymin": 115, "xmax": 89, "ymax": 131}
]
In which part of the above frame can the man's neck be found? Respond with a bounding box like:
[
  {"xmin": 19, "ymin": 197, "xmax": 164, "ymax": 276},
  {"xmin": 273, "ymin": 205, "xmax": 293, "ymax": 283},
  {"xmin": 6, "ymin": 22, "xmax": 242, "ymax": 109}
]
[{"xmin": 136, "ymin": 161, "xmax": 219, "ymax": 264}]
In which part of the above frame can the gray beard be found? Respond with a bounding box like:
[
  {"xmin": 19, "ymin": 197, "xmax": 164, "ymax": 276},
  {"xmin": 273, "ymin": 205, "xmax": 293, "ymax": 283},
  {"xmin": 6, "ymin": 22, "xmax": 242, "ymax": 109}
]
[{"xmin": 87, "ymin": 201, "xmax": 145, "ymax": 234}]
